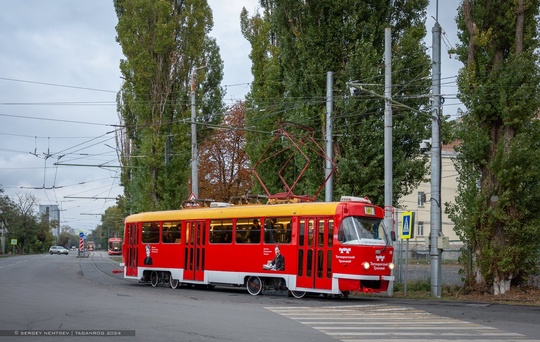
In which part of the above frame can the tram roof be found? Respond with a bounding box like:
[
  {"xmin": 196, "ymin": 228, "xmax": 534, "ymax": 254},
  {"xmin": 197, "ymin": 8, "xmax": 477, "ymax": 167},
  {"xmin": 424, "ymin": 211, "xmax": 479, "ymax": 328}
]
[{"xmin": 124, "ymin": 201, "xmax": 357, "ymax": 223}]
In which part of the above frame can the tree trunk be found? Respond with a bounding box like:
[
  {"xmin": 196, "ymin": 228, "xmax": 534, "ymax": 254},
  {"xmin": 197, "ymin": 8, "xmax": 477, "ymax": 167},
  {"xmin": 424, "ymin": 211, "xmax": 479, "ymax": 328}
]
[
  {"xmin": 462, "ymin": 0, "xmax": 476, "ymax": 67},
  {"xmin": 516, "ymin": 0, "xmax": 524, "ymax": 54}
]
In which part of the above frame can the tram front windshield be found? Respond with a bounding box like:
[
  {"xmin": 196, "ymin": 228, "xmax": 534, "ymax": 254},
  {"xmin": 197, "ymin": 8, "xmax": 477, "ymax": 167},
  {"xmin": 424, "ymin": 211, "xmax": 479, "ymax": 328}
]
[{"xmin": 338, "ymin": 216, "xmax": 390, "ymax": 245}]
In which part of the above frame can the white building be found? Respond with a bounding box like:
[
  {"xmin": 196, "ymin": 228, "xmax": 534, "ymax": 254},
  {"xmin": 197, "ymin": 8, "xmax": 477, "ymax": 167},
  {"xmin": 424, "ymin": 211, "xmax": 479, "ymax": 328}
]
[
  {"xmin": 397, "ymin": 142, "xmax": 462, "ymax": 260},
  {"xmin": 39, "ymin": 204, "xmax": 60, "ymax": 238}
]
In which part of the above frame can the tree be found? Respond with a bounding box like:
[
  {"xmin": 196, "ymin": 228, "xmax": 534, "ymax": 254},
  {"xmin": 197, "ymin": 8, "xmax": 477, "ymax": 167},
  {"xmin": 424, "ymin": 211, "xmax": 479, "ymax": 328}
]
[
  {"xmin": 241, "ymin": 1, "xmax": 432, "ymax": 205},
  {"xmin": 114, "ymin": 0, "xmax": 224, "ymax": 213},
  {"xmin": 240, "ymin": 5, "xmax": 285, "ymax": 196},
  {"xmin": 58, "ymin": 226, "xmax": 78, "ymax": 249},
  {"xmin": 198, "ymin": 102, "xmax": 254, "ymax": 201},
  {"xmin": 98, "ymin": 206, "xmax": 125, "ymax": 248},
  {"xmin": 449, "ymin": 0, "xmax": 540, "ymax": 294},
  {"xmin": 0, "ymin": 192, "xmax": 54, "ymax": 254}
]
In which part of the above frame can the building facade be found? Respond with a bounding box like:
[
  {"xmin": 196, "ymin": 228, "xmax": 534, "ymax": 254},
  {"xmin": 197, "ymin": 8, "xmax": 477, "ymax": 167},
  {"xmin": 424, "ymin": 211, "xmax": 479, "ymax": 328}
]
[
  {"xmin": 39, "ymin": 204, "xmax": 60, "ymax": 238},
  {"xmin": 396, "ymin": 143, "xmax": 462, "ymax": 260}
]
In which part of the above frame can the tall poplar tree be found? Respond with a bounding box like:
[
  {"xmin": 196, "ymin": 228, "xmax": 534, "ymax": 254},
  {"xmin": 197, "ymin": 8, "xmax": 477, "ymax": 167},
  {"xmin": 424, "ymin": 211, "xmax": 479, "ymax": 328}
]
[
  {"xmin": 114, "ymin": 0, "xmax": 224, "ymax": 213},
  {"xmin": 449, "ymin": 0, "xmax": 540, "ymax": 294},
  {"xmin": 241, "ymin": 0, "xmax": 432, "ymax": 206}
]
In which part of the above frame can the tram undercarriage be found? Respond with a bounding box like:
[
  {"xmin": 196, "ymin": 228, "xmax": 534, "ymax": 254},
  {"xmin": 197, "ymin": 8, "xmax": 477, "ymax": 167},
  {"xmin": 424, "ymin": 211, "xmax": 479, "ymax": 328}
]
[{"xmin": 139, "ymin": 270, "xmax": 356, "ymax": 299}]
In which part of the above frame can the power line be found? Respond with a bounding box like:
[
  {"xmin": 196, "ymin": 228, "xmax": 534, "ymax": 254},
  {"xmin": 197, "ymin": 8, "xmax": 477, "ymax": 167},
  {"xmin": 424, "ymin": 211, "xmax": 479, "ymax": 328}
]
[
  {"xmin": 0, "ymin": 112, "xmax": 116, "ymax": 127},
  {"xmin": 0, "ymin": 77, "xmax": 117, "ymax": 93}
]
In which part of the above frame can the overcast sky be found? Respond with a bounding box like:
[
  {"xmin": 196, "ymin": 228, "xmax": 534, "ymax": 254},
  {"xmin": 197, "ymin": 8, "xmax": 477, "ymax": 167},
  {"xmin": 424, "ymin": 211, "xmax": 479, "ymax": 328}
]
[{"xmin": 0, "ymin": 0, "xmax": 461, "ymax": 235}]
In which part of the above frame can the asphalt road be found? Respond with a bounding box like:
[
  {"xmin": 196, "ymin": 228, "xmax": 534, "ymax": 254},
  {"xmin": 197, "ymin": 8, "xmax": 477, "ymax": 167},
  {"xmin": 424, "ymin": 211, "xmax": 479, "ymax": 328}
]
[{"xmin": 0, "ymin": 252, "xmax": 538, "ymax": 341}]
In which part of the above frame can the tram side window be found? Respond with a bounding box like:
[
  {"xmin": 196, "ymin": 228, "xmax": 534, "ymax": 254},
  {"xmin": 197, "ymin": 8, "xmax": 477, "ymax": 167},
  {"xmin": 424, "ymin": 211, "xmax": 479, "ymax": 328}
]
[
  {"xmin": 318, "ymin": 220, "xmax": 325, "ymax": 247},
  {"xmin": 328, "ymin": 220, "xmax": 334, "ymax": 247},
  {"xmin": 263, "ymin": 217, "xmax": 292, "ymax": 244},
  {"xmin": 210, "ymin": 219, "xmax": 233, "ymax": 243},
  {"xmin": 307, "ymin": 219, "xmax": 314, "ymax": 247},
  {"xmin": 142, "ymin": 222, "xmax": 160, "ymax": 243},
  {"xmin": 128, "ymin": 223, "xmax": 137, "ymax": 245},
  {"xmin": 299, "ymin": 220, "xmax": 305, "ymax": 246},
  {"xmin": 162, "ymin": 221, "xmax": 181, "ymax": 243},
  {"xmin": 235, "ymin": 218, "xmax": 257, "ymax": 244},
  {"xmin": 275, "ymin": 217, "xmax": 292, "ymax": 244}
]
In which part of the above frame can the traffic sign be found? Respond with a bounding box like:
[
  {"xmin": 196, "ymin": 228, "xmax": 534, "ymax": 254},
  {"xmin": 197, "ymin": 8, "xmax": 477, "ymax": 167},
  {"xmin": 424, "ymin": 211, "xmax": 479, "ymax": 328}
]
[
  {"xmin": 188, "ymin": 192, "xmax": 197, "ymax": 201},
  {"xmin": 79, "ymin": 232, "xmax": 85, "ymax": 238},
  {"xmin": 401, "ymin": 211, "xmax": 415, "ymax": 239}
]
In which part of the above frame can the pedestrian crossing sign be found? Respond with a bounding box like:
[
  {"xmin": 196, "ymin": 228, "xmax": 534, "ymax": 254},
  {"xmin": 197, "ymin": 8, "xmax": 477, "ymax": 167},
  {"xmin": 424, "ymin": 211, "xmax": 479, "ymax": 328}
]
[{"xmin": 401, "ymin": 211, "xmax": 415, "ymax": 239}]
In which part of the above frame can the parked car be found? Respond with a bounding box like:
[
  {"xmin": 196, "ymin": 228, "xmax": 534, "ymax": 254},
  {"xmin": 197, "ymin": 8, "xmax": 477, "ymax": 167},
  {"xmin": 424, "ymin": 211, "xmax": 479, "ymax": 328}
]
[{"xmin": 49, "ymin": 246, "xmax": 69, "ymax": 255}]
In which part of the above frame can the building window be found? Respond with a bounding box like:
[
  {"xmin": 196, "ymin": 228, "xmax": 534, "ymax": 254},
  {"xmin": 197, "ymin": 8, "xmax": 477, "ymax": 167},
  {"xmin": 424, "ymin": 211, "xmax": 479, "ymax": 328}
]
[
  {"xmin": 418, "ymin": 191, "xmax": 426, "ymax": 207},
  {"xmin": 417, "ymin": 221, "xmax": 424, "ymax": 236}
]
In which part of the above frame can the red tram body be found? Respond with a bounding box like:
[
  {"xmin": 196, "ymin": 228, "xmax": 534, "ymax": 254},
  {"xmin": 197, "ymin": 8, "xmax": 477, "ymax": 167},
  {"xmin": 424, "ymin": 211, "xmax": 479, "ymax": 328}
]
[
  {"xmin": 108, "ymin": 237, "xmax": 123, "ymax": 255},
  {"xmin": 121, "ymin": 197, "xmax": 395, "ymax": 298}
]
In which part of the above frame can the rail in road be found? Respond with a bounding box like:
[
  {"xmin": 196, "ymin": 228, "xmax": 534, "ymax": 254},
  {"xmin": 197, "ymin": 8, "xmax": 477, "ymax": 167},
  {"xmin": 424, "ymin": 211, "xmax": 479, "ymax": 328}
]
[
  {"xmin": 79, "ymin": 251, "xmax": 133, "ymax": 285},
  {"xmin": 266, "ymin": 304, "xmax": 529, "ymax": 341}
]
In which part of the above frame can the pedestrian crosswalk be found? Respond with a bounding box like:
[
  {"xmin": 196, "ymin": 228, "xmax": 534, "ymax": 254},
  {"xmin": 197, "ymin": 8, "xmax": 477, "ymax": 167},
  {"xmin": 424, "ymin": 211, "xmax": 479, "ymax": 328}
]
[{"xmin": 265, "ymin": 304, "xmax": 527, "ymax": 341}]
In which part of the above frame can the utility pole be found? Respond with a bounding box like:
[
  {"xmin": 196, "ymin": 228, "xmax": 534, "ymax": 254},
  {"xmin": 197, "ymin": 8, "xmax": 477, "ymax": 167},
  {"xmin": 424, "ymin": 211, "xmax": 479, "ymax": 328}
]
[
  {"xmin": 190, "ymin": 66, "xmax": 205, "ymax": 199},
  {"xmin": 430, "ymin": 0, "xmax": 443, "ymax": 298},
  {"xmin": 384, "ymin": 27, "xmax": 394, "ymax": 297},
  {"xmin": 325, "ymin": 71, "xmax": 334, "ymax": 202},
  {"xmin": 0, "ymin": 217, "xmax": 5, "ymax": 255}
]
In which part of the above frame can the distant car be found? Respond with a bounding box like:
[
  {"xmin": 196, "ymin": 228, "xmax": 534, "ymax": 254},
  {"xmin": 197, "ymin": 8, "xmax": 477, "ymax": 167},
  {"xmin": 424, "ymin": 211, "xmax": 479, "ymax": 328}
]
[{"xmin": 49, "ymin": 246, "xmax": 69, "ymax": 255}]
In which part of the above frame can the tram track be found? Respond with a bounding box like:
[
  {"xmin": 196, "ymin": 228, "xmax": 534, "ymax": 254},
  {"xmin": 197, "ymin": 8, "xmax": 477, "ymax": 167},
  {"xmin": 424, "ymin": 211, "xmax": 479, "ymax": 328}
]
[{"xmin": 86, "ymin": 251, "xmax": 133, "ymax": 283}]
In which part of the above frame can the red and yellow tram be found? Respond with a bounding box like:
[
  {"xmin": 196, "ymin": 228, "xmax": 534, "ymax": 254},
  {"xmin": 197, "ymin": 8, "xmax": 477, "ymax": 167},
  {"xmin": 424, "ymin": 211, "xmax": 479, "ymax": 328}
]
[
  {"xmin": 108, "ymin": 237, "xmax": 123, "ymax": 255},
  {"xmin": 121, "ymin": 196, "xmax": 395, "ymax": 298}
]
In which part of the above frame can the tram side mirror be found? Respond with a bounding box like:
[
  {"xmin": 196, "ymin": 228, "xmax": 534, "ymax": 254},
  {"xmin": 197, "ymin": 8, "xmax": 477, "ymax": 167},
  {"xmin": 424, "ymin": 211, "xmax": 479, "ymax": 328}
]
[{"xmin": 390, "ymin": 231, "xmax": 396, "ymax": 241}]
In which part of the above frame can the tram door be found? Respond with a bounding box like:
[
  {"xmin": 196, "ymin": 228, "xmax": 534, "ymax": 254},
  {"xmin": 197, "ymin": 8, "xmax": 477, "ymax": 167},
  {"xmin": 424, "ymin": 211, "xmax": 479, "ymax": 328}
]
[
  {"xmin": 295, "ymin": 217, "xmax": 333, "ymax": 291},
  {"xmin": 183, "ymin": 220, "xmax": 206, "ymax": 282},
  {"xmin": 125, "ymin": 223, "xmax": 138, "ymax": 277}
]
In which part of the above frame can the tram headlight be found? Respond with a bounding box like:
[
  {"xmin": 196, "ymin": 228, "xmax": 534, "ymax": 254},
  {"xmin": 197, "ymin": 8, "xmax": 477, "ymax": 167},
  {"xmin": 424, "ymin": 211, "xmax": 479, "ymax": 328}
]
[
  {"xmin": 389, "ymin": 262, "xmax": 395, "ymax": 270},
  {"xmin": 362, "ymin": 261, "xmax": 370, "ymax": 270}
]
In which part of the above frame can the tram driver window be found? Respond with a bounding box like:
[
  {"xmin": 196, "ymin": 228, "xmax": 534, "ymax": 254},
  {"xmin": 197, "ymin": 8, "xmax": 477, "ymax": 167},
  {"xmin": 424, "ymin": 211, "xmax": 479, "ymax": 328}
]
[
  {"xmin": 142, "ymin": 222, "xmax": 160, "ymax": 243},
  {"xmin": 338, "ymin": 217, "xmax": 382, "ymax": 245}
]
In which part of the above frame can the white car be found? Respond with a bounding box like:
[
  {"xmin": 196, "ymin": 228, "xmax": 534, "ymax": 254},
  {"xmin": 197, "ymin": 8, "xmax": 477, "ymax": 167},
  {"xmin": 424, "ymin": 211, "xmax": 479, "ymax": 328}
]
[{"xmin": 49, "ymin": 246, "xmax": 69, "ymax": 255}]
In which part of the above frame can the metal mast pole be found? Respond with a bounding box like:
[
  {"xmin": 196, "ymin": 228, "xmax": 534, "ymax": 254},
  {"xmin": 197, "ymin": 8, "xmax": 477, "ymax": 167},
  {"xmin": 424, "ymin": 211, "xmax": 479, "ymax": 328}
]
[
  {"xmin": 325, "ymin": 71, "xmax": 334, "ymax": 202},
  {"xmin": 190, "ymin": 67, "xmax": 199, "ymax": 198},
  {"xmin": 430, "ymin": 1, "xmax": 443, "ymax": 297},
  {"xmin": 384, "ymin": 27, "xmax": 393, "ymax": 257}
]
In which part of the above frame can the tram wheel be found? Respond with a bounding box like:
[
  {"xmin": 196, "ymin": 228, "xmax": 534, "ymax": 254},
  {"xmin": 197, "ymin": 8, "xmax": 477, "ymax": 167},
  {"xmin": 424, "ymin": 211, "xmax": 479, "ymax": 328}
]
[
  {"xmin": 290, "ymin": 290, "xmax": 306, "ymax": 299},
  {"xmin": 170, "ymin": 277, "xmax": 180, "ymax": 289},
  {"xmin": 150, "ymin": 271, "xmax": 159, "ymax": 287},
  {"xmin": 246, "ymin": 276, "xmax": 262, "ymax": 296}
]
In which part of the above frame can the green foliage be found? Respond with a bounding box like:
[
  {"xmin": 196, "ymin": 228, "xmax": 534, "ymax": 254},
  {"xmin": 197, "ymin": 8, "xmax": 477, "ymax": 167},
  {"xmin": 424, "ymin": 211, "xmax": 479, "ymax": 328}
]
[
  {"xmin": 115, "ymin": 0, "xmax": 224, "ymax": 213},
  {"xmin": 100, "ymin": 206, "xmax": 124, "ymax": 240},
  {"xmin": 449, "ymin": 0, "xmax": 540, "ymax": 291},
  {"xmin": 58, "ymin": 227, "xmax": 79, "ymax": 250},
  {"xmin": 241, "ymin": 0, "xmax": 432, "ymax": 205},
  {"xmin": 0, "ymin": 190, "xmax": 55, "ymax": 254},
  {"xmin": 393, "ymin": 279, "xmax": 431, "ymax": 293}
]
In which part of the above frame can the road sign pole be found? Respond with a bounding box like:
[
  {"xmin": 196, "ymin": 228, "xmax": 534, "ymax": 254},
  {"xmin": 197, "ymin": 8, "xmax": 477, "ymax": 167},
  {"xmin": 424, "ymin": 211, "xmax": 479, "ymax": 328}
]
[{"xmin": 79, "ymin": 238, "xmax": 84, "ymax": 256}]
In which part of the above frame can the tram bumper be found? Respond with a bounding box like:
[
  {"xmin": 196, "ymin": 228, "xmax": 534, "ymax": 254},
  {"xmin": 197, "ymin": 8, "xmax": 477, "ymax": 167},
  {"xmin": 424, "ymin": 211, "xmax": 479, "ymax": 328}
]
[{"xmin": 335, "ymin": 273, "xmax": 394, "ymax": 293}]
